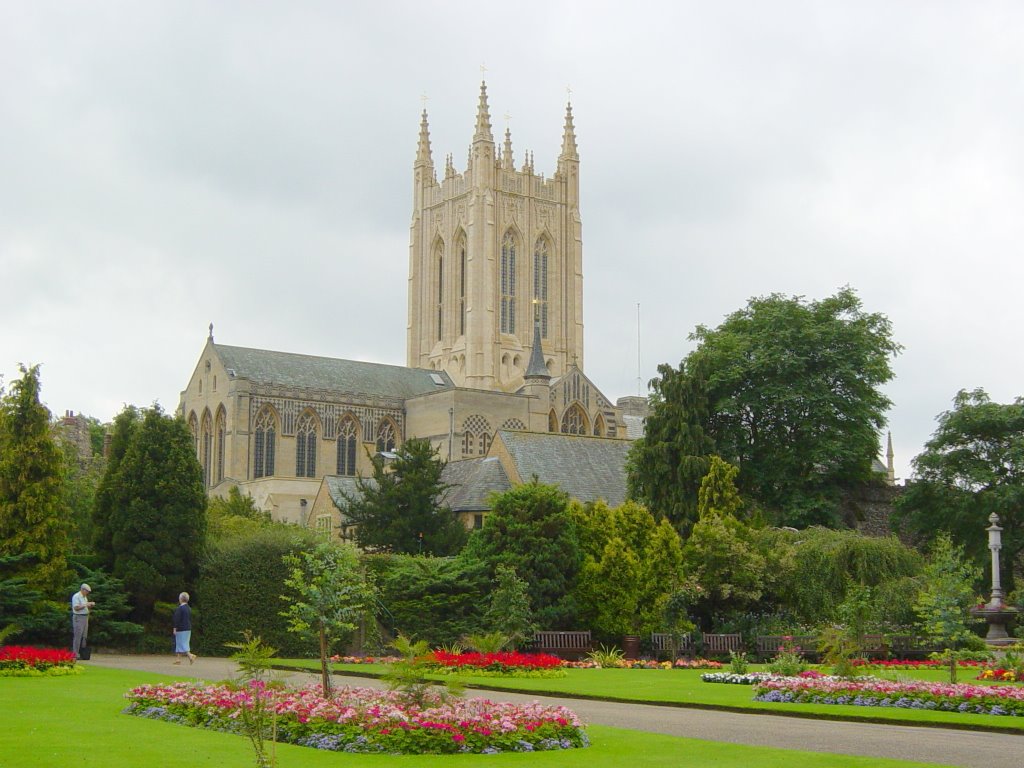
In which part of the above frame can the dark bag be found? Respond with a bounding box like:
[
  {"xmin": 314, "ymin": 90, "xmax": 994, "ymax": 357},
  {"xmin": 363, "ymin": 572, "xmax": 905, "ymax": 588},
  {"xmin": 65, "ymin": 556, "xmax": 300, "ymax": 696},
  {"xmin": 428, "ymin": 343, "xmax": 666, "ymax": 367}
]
[{"xmin": 78, "ymin": 645, "xmax": 91, "ymax": 660}]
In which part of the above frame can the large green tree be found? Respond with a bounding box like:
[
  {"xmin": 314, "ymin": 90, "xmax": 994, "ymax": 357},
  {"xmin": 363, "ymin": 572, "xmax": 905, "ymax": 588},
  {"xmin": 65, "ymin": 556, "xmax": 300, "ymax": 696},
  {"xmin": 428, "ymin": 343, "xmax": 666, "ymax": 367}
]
[
  {"xmin": 632, "ymin": 288, "xmax": 899, "ymax": 528},
  {"xmin": 94, "ymin": 406, "xmax": 206, "ymax": 619},
  {"xmin": 92, "ymin": 407, "xmax": 140, "ymax": 564},
  {"xmin": 895, "ymin": 388, "xmax": 1024, "ymax": 595},
  {"xmin": 461, "ymin": 481, "xmax": 581, "ymax": 628},
  {"xmin": 344, "ymin": 438, "xmax": 465, "ymax": 555},
  {"xmin": 0, "ymin": 365, "xmax": 70, "ymax": 594}
]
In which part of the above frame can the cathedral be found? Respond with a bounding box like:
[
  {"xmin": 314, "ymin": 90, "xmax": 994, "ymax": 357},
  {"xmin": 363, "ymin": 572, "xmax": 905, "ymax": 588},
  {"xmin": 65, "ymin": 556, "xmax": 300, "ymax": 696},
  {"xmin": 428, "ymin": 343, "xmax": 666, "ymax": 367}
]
[{"xmin": 179, "ymin": 83, "xmax": 644, "ymax": 533}]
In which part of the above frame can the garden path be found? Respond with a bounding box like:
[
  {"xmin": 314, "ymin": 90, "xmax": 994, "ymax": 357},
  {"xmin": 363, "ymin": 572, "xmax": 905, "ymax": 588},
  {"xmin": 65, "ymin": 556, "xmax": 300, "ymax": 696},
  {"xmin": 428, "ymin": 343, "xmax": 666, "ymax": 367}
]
[{"xmin": 84, "ymin": 654, "xmax": 1022, "ymax": 768}]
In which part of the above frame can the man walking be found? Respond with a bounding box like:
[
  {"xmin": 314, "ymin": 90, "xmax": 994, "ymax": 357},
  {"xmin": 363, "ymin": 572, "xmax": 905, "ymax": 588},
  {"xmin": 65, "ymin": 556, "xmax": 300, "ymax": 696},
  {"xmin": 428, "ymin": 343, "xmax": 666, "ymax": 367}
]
[{"xmin": 71, "ymin": 583, "xmax": 94, "ymax": 659}]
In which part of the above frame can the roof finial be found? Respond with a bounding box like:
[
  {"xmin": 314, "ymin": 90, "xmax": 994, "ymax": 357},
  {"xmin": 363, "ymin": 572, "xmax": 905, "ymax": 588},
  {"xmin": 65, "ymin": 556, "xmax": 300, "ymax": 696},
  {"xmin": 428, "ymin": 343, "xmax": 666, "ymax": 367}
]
[
  {"xmin": 208, "ymin": 322, "xmax": 214, "ymax": 342},
  {"xmin": 416, "ymin": 107, "xmax": 433, "ymax": 166},
  {"xmin": 503, "ymin": 122, "xmax": 514, "ymax": 170},
  {"xmin": 560, "ymin": 98, "xmax": 578, "ymax": 160},
  {"xmin": 525, "ymin": 299, "xmax": 550, "ymax": 381},
  {"xmin": 473, "ymin": 77, "xmax": 493, "ymax": 142}
]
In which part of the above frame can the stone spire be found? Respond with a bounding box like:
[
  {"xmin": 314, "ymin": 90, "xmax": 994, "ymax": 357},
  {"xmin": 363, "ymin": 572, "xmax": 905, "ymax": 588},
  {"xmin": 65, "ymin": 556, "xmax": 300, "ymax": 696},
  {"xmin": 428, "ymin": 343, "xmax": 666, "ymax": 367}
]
[
  {"xmin": 886, "ymin": 431, "xmax": 895, "ymax": 484},
  {"xmin": 503, "ymin": 127, "xmax": 514, "ymax": 169},
  {"xmin": 415, "ymin": 109, "xmax": 433, "ymax": 167},
  {"xmin": 560, "ymin": 101, "xmax": 578, "ymax": 160},
  {"xmin": 525, "ymin": 302, "xmax": 550, "ymax": 380},
  {"xmin": 473, "ymin": 80, "xmax": 493, "ymax": 143}
]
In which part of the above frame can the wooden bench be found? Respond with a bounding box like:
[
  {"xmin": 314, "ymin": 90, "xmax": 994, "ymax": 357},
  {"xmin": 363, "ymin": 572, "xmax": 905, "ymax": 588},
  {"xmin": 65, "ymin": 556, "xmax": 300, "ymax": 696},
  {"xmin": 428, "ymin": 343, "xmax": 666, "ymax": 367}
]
[
  {"xmin": 755, "ymin": 635, "xmax": 819, "ymax": 661},
  {"xmin": 651, "ymin": 632, "xmax": 694, "ymax": 658},
  {"xmin": 700, "ymin": 633, "xmax": 743, "ymax": 657},
  {"xmin": 887, "ymin": 635, "xmax": 942, "ymax": 659},
  {"xmin": 530, "ymin": 631, "xmax": 593, "ymax": 660},
  {"xmin": 858, "ymin": 633, "xmax": 887, "ymax": 659}
]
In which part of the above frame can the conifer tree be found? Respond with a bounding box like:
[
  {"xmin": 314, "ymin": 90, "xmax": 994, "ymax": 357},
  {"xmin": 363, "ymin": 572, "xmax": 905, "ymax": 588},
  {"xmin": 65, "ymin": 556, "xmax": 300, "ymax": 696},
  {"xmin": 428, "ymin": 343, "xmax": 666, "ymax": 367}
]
[{"xmin": 0, "ymin": 365, "xmax": 70, "ymax": 594}]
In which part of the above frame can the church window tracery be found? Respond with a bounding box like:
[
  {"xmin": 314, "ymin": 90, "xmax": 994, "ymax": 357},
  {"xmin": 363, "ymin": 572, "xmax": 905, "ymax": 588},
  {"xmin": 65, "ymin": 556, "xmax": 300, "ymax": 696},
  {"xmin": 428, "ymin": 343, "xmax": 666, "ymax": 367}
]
[
  {"xmin": 295, "ymin": 412, "xmax": 317, "ymax": 478},
  {"xmin": 548, "ymin": 410, "xmax": 558, "ymax": 432},
  {"xmin": 436, "ymin": 243, "xmax": 444, "ymax": 342},
  {"xmin": 500, "ymin": 231, "xmax": 516, "ymax": 334},
  {"xmin": 593, "ymin": 413, "xmax": 605, "ymax": 437},
  {"xmin": 188, "ymin": 413, "xmax": 198, "ymax": 454},
  {"xmin": 336, "ymin": 416, "xmax": 358, "ymax": 476},
  {"xmin": 215, "ymin": 408, "xmax": 226, "ymax": 484},
  {"xmin": 533, "ymin": 237, "xmax": 549, "ymax": 338},
  {"xmin": 376, "ymin": 420, "xmax": 397, "ymax": 453},
  {"xmin": 200, "ymin": 411, "xmax": 212, "ymax": 487},
  {"xmin": 561, "ymin": 404, "xmax": 589, "ymax": 435},
  {"xmin": 458, "ymin": 234, "xmax": 467, "ymax": 336},
  {"xmin": 253, "ymin": 407, "xmax": 277, "ymax": 479}
]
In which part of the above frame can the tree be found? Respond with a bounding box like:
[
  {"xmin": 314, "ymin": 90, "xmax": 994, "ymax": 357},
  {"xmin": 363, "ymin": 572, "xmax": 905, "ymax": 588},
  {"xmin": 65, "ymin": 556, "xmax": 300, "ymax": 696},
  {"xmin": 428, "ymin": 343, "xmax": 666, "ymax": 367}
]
[
  {"xmin": 92, "ymin": 407, "xmax": 140, "ymax": 565},
  {"xmin": 697, "ymin": 456, "xmax": 744, "ymax": 520},
  {"xmin": 0, "ymin": 365, "xmax": 70, "ymax": 594},
  {"xmin": 461, "ymin": 481, "xmax": 581, "ymax": 628},
  {"xmin": 281, "ymin": 542, "xmax": 377, "ymax": 695},
  {"xmin": 93, "ymin": 406, "xmax": 206, "ymax": 620},
  {"xmin": 632, "ymin": 288, "xmax": 900, "ymax": 528},
  {"xmin": 914, "ymin": 533, "xmax": 982, "ymax": 682},
  {"xmin": 207, "ymin": 486, "xmax": 272, "ymax": 539},
  {"xmin": 483, "ymin": 564, "xmax": 535, "ymax": 648},
  {"xmin": 895, "ymin": 388, "xmax": 1024, "ymax": 595},
  {"xmin": 344, "ymin": 438, "xmax": 466, "ymax": 555}
]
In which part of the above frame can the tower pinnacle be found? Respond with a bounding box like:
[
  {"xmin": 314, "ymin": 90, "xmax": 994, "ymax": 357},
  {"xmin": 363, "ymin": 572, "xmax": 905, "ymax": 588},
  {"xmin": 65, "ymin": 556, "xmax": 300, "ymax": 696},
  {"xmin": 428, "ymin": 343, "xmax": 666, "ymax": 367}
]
[
  {"xmin": 560, "ymin": 101, "xmax": 578, "ymax": 160},
  {"xmin": 416, "ymin": 109, "xmax": 433, "ymax": 167},
  {"xmin": 473, "ymin": 80, "xmax": 493, "ymax": 143},
  {"xmin": 525, "ymin": 301, "xmax": 550, "ymax": 380}
]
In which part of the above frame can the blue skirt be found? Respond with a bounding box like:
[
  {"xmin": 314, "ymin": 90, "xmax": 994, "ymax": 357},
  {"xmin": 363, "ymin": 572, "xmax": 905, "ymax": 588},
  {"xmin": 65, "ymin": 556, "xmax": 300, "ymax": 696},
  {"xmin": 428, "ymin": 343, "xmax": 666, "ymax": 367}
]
[{"xmin": 174, "ymin": 630, "xmax": 191, "ymax": 653}]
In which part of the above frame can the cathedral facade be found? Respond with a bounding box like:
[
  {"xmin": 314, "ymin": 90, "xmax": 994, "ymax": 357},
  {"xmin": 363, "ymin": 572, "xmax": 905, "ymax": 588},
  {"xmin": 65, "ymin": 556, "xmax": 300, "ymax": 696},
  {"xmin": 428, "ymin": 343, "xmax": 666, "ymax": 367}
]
[{"xmin": 179, "ymin": 84, "xmax": 637, "ymax": 528}]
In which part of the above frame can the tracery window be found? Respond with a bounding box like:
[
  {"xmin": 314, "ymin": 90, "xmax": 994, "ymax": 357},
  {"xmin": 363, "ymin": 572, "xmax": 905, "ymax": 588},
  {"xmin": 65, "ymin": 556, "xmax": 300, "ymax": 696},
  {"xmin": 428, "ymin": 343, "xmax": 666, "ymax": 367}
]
[
  {"xmin": 436, "ymin": 243, "xmax": 444, "ymax": 342},
  {"xmin": 500, "ymin": 231, "xmax": 516, "ymax": 334},
  {"xmin": 593, "ymin": 414, "xmax": 605, "ymax": 437},
  {"xmin": 215, "ymin": 408, "xmax": 226, "ymax": 484},
  {"xmin": 253, "ymin": 407, "xmax": 276, "ymax": 479},
  {"xmin": 336, "ymin": 416, "xmax": 358, "ymax": 476},
  {"xmin": 188, "ymin": 413, "xmax": 198, "ymax": 455},
  {"xmin": 461, "ymin": 415, "xmax": 492, "ymax": 457},
  {"xmin": 561, "ymin": 404, "xmax": 589, "ymax": 435},
  {"xmin": 548, "ymin": 410, "xmax": 558, "ymax": 432},
  {"xmin": 200, "ymin": 411, "xmax": 212, "ymax": 487},
  {"xmin": 533, "ymin": 237, "xmax": 549, "ymax": 338},
  {"xmin": 295, "ymin": 412, "xmax": 317, "ymax": 478},
  {"xmin": 458, "ymin": 234, "xmax": 467, "ymax": 336},
  {"xmin": 376, "ymin": 420, "xmax": 397, "ymax": 453}
]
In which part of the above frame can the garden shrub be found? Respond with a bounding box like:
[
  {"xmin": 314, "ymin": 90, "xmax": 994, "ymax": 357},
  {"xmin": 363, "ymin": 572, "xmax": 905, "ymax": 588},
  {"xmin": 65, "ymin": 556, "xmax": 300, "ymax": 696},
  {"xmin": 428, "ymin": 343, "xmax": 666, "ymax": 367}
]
[{"xmin": 196, "ymin": 527, "xmax": 319, "ymax": 657}]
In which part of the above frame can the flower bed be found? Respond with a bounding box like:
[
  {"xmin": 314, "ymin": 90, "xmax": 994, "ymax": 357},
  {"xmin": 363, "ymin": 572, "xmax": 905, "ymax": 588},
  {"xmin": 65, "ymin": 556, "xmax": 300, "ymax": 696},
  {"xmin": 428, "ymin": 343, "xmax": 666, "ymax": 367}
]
[
  {"xmin": 0, "ymin": 645, "xmax": 79, "ymax": 677},
  {"xmin": 701, "ymin": 672, "xmax": 774, "ymax": 685},
  {"xmin": 124, "ymin": 681, "xmax": 588, "ymax": 755},
  {"xmin": 753, "ymin": 675, "xmax": 1024, "ymax": 716},
  {"xmin": 329, "ymin": 654, "xmax": 401, "ymax": 665},
  {"xmin": 562, "ymin": 657, "xmax": 723, "ymax": 670},
  {"xmin": 851, "ymin": 658, "xmax": 985, "ymax": 670},
  {"xmin": 978, "ymin": 668, "xmax": 1020, "ymax": 682},
  {"xmin": 427, "ymin": 650, "xmax": 565, "ymax": 677}
]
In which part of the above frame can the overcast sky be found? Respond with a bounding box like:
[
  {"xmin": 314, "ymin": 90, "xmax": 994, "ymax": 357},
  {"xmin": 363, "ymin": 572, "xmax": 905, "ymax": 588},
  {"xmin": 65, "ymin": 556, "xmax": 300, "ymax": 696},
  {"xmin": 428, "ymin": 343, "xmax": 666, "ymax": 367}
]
[{"xmin": 3, "ymin": 1, "xmax": 1022, "ymax": 481}]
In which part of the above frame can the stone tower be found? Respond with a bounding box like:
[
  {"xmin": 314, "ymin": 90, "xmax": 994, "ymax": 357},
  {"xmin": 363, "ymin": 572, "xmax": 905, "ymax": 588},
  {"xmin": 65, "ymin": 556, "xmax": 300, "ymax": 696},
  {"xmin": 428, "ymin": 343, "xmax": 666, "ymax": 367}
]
[{"xmin": 407, "ymin": 81, "xmax": 584, "ymax": 392}]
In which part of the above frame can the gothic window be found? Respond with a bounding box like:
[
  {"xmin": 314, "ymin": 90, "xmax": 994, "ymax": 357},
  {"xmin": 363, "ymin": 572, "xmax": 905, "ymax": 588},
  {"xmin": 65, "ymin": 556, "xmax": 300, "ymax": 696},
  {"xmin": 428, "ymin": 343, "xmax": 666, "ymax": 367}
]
[
  {"xmin": 461, "ymin": 415, "xmax": 492, "ymax": 457},
  {"xmin": 200, "ymin": 411, "xmax": 212, "ymax": 487},
  {"xmin": 295, "ymin": 412, "xmax": 317, "ymax": 478},
  {"xmin": 548, "ymin": 410, "xmax": 558, "ymax": 432},
  {"xmin": 336, "ymin": 416, "xmax": 358, "ymax": 476},
  {"xmin": 376, "ymin": 420, "xmax": 397, "ymax": 453},
  {"xmin": 478, "ymin": 432, "xmax": 491, "ymax": 455},
  {"xmin": 215, "ymin": 408, "xmax": 226, "ymax": 484},
  {"xmin": 458, "ymin": 234, "xmax": 467, "ymax": 336},
  {"xmin": 533, "ymin": 237, "xmax": 549, "ymax": 337},
  {"xmin": 593, "ymin": 414, "xmax": 605, "ymax": 437},
  {"xmin": 316, "ymin": 515, "xmax": 332, "ymax": 539},
  {"xmin": 462, "ymin": 431, "xmax": 474, "ymax": 456},
  {"xmin": 500, "ymin": 231, "xmax": 516, "ymax": 334},
  {"xmin": 436, "ymin": 243, "xmax": 444, "ymax": 342},
  {"xmin": 188, "ymin": 413, "xmax": 198, "ymax": 455},
  {"xmin": 253, "ymin": 407, "xmax": 277, "ymax": 479},
  {"xmin": 561, "ymin": 404, "xmax": 589, "ymax": 435}
]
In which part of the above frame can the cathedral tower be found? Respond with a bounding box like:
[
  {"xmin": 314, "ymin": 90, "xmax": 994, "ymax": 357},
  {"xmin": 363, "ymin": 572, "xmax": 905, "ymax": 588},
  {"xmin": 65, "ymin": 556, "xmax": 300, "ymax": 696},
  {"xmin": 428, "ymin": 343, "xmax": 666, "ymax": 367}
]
[{"xmin": 407, "ymin": 82, "xmax": 584, "ymax": 392}]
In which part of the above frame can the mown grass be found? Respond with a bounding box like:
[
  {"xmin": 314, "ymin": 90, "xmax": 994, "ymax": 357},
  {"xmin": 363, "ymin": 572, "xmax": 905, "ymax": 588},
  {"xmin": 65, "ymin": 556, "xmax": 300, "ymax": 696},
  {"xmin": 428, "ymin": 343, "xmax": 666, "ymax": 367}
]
[
  {"xmin": 0, "ymin": 666, "xmax": 944, "ymax": 768},
  {"xmin": 275, "ymin": 659, "xmax": 1024, "ymax": 732}
]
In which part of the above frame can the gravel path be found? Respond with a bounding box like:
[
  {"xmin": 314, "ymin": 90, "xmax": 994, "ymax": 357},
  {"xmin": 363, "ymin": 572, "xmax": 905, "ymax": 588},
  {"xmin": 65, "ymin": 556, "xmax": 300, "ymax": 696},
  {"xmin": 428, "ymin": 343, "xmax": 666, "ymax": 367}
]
[{"xmin": 86, "ymin": 654, "xmax": 1024, "ymax": 767}]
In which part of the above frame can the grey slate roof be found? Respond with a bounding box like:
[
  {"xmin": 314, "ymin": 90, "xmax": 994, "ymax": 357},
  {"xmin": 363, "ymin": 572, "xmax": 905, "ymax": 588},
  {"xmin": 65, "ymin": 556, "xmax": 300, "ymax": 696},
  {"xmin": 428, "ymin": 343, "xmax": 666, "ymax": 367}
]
[
  {"xmin": 496, "ymin": 430, "xmax": 631, "ymax": 506},
  {"xmin": 326, "ymin": 475, "xmax": 371, "ymax": 510},
  {"xmin": 440, "ymin": 457, "xmax": 511, "ymax": 512},
  {"xmin": 215, "ymin": 344, "xmax": 452, "ymax": 399}
]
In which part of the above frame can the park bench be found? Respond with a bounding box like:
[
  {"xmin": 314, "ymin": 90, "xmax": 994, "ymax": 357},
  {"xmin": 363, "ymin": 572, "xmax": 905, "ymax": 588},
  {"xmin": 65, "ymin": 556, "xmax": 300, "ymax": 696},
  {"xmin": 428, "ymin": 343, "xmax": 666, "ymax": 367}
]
[
  {"xmin": 700, "ymin": 633, "xmax": 743, "ymax": 657},
  {"xmin": 887, "ymin": 635, "xmax": 942, "ymax": 659},
  {"xmin": 858, "ymin": 633, "xmax": 887, "ymax": 659},
  {"xmin": 651, "ymin": 632, "xmax": 694, "ymax": 658},
  {"xmin": 755, "ymin": 635, "xmax": 819, "ymax": 661},
  {"xmin": 530, "ymin": 631, "xmax": 593, "ymax": 660}
]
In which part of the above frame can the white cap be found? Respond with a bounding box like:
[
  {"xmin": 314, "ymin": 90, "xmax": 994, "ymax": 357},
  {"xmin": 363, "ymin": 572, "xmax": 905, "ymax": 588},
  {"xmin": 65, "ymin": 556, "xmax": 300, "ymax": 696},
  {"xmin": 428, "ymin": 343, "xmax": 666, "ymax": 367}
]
[{"xmin": 80, "ymin": 584, "xmax": 91, "ymax": 592}]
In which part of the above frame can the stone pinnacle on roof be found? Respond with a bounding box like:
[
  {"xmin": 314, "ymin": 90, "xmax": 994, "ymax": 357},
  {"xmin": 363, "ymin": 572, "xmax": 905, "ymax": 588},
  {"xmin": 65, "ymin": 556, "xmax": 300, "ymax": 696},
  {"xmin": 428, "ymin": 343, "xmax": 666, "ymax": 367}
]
[
  {"xmin": 503, "ymin": 127, "xmax": 514, "ymax": 169},
  {"xmin": 473, "ymin": 80, "xmax": 493, "ymax": 143},
  {"xmin": 560, "ymin": 101, "xmax": 578, "ymax": 160},
  {"xmin": 525, "ymin": 302, "xmax": 550, "ymax": 380},
  {"xmin": 416, "ymin": 109, "xmax": 433, "ymax": 166}
]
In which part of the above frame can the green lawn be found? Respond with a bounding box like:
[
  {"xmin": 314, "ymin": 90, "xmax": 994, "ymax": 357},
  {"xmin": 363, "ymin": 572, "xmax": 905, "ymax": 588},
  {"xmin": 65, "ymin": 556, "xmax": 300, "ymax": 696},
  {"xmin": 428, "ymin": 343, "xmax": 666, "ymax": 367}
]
[
  {"xmin": 276, "ymin": 660, "xmax": 1024, "ymax": 732},
  {"xmin": 0, "ymin": 666, "xmax": 944, "ymax": 768}
]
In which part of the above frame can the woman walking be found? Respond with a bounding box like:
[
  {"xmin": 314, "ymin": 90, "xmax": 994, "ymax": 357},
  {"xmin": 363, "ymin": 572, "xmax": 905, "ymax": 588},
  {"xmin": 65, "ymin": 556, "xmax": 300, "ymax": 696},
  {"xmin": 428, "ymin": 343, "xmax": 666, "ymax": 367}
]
[{"xmin": 172, "ymin": 592, "xmax": 196, "ymax": 665}]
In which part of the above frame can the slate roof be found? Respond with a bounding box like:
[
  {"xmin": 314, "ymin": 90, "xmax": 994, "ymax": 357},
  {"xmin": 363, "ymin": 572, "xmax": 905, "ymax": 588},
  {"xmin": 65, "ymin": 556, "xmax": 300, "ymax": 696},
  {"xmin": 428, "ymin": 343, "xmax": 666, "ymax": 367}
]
[
  {"xmin": 496, "ymin": 430, "xmax": 630, "ymax": 506},
  {"xmin": 440, "ymin": 457, "xmax": 511, "ymax": 512},
  {"xmin": 214, "ymin": 344, "xmax": 452, "ymax": 399},
  {"xmin": 325, "ymin": 475, "xmax": 371, "ymax": 510}
]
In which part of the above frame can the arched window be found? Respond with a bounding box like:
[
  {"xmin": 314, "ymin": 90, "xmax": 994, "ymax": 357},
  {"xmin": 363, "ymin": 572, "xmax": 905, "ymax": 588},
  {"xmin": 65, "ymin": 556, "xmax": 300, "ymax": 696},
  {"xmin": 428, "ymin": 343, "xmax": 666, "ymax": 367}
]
[
  {"xmin": 336, "ymin": 416, "xmax": 358, "ymax": 476},
  {"xmin": 253, "ymin": 407, "xmax": 276, "ymax": 479},
  {"xmin": 436, "ymin": 242, "xmax": 444, "ymax": 342},
  {"xmin": 187, "ymin": 413, "xmax": 198, "ymax": 455},
  {"xmin": 462, "ymin": 430, "xmax": 475, "ymax": 456},
  {"xmin": 561, "ymin": 404, "xmax": 589, "ymax": 435},
  {"xmin": 376, "ymin": 420, "xmax": 397, "ymax": 453},
  {"xmin": 548, "ymin": 410, "xmax": 558, "ymax": 433},
  {"xmin": 200, "ymin": 411, "xmax": 212, "ymax": 487},
  {"xmin": 593, "ymin": 414, "xmax": 605, "ymax": 437},
  {"xmin": 461, "ymin": 415, "xmax": 491, "ymax": 457},
  {"xmin": 533, "ymin": 237, "xmax": 549, "ymax": 337},
  {"xmin": 295, "ymin": 412, "xmax": 317, "ymax": 478},
  {"xmin": 500, "ymin": 231, "xmax": 516, "ymax": 334},
  {"xmin": 478, "ymin": 432, "xmax": 491, "ymax": 455},
  {"xmin": 458, "ymin": 234, "xmax": 467, "ymax": 336},
  {"xmin": 215, "ymin": 407, "xmax": 227, "ymax": 484}
]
